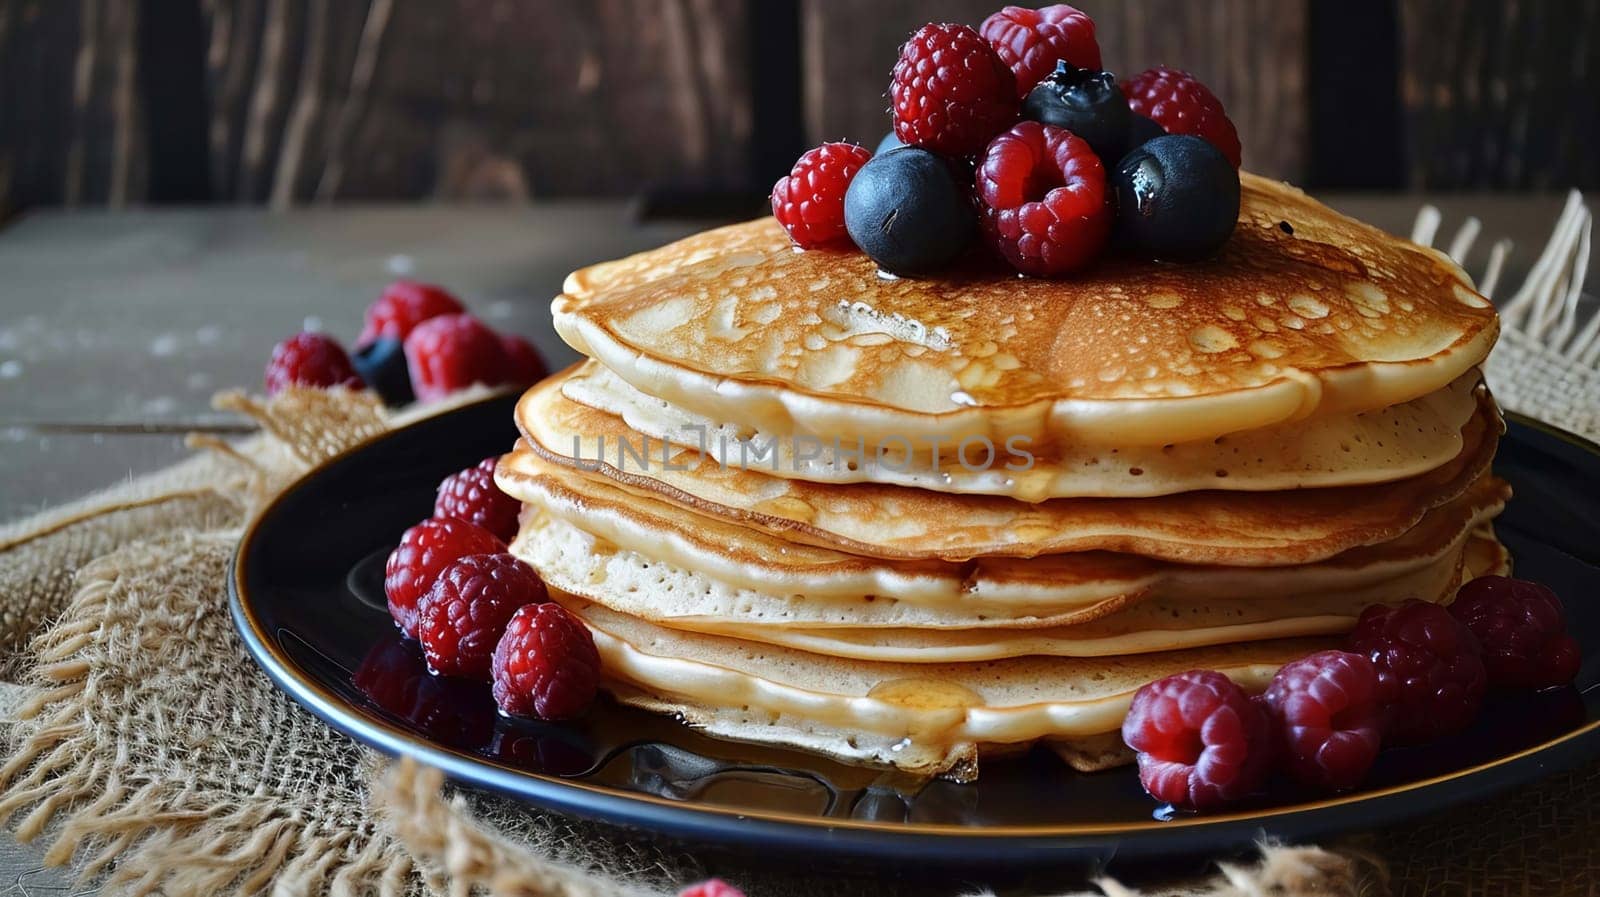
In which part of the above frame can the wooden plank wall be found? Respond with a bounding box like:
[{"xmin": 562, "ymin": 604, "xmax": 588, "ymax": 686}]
[{"xmin": 2, "ymin": 0, "xmax": 1597, "ymax": 214}]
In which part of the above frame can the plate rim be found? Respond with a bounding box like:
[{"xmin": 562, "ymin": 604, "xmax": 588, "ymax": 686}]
[{"xmin": 229, "ymin": 396, "xmax": 1600, "ymax": 859}]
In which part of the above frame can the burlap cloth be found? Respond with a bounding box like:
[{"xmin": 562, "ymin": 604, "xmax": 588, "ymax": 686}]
[{"xmin": 3, "ymin": 218, "xmax": 1597, "ymax": 896}]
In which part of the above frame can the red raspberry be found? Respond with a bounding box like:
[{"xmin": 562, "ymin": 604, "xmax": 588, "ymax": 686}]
[
  {"xmin": 434, "ymin": 456, "xmax": 521, "ymax": 542},
  {"xmin": 1259, "ymin": 651, "xmax": 1383, "ymax": 792},
  {"xmin": 979, "ymin": 5, "xmax": 1102, "ymax": 99},
  {"xmin": 976, "ymin": 121, "xmax": 1110, "ymax": 276},
  {"xmin": 264, "ymin": 332, "xmax": 364, "ymax": 395},
  {"xmin": 891, "ymin": 23, "xmax": 1019, "ymax": 158},
  {"xmin": 417, "ymin": 553, "xmax": 548, "ymax": 679},
  {"xmin": 358, "ymin": 281, "xmax": 465, "ymax": 347},
  {"xmin": 1346, "ymin": 600, "xmax": 1486, "ymax": 745},
  {"xmin": 383, "ymin": 517, "xmax": 506, "ymax": 638},
  {"xmin": 1450, "ymin": 576, "xmax": 1581, "ymax": 689},
  {"xmin": 499, "ymin": 334, "xmax": 548, "ymax": 387},
  {"xmin": 1121, "ymin": 67, "xmax": 1242, "ymax": 168},
  {"xmin": 770, "ymin": 142, "xmax": 874, "ymax": 249},
  {"xmin": 491, "ymin": 603, "xmax": 601, "ymax": 721},
  {"xmin": 1122, "ymin": 670, "xmax": 1272, "ymax": 811},
  {"xmin": 678, "ymin": 880, "xmax": 745, "ymax": 897},
  {"xmin": 403, "ymin": 313, "xmax": 510, "ymax": 402}
]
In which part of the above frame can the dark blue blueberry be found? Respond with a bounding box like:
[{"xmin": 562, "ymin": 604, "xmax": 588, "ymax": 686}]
[
  {"xmin": 1126, "ymin": 114, "xmax": 1167, "ymax": 152},
  {"xmin": 1111, "ymin": 135, "xmax": 1240, "ymax": 261},
  {"xmin": 1021, "ymin": 61, "xmax": 1131, "ymax": 162},
  {"xmin": 875, "ymin": 130, "xmax": 906, "ymax": 155},
  {"xmin": 843, "ymin": 147, "xmax": 976, "ymax": 276},
  {"xmin": 351, "ymin": 336, "xmax": 414, "ymax": 406}
]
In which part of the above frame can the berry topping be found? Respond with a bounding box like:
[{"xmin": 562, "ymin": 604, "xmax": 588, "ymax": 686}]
[
  {"xmin": 491, "ymin": 602, "xmax": 602, "ymax": 721},
  {"xmin": 678, "ymin": 880, "xmax": 746, "ymax": 897},
  {"xmin": 975, "ymin": 121, "xmax": 1111, "ymax": 277},
  {"xmin": 434, "ymin": 456, "xmax": 521, "ymax": 542},
  {"xmin": 1121, "ymin": 66, "xmax": 1242, "ymax": 168},
  {"xmin": 875, "ymin": 131, "xmax": 906, "ymax": 155},
  {"xmin": 403, "ymin": 313, "xmax": 511, "ymax": 402},
  {"xmin": 1110, "ymin": 134, "xmax": 1240, "ymax": 261},
  {"xmin": 351, "ymin": 336, "xmax": 415, "ymax": 406},
  {"xmin": 1346, "ymin": 600, "xmax": 1487, "ymax": 745},
  {"xmin": 384, "ymin": 517, "xmax": 506, "ymax": 638},
  {"xmin": 770, "ymin": 142, "xmax": 875, "ymax": 249},
  {"xmin": 979, "ymin": 4, "xmax": 1102, "ymax": 99},
  {"xmin": 1021, "ymin": 60, "xmax": 1132, "ymax": 163},
  {"xmin": 358, "ymin": 281, "xmax": 465, "ymax": 347},
  {"xmin": 417, "ymin": 552, "xmax": 548, "ymax": 679},
  {"xmin": 890, "ymin": 23, "xmax": 1019, "ymax": 158},
  {"xmin": 844, "ymin": 147, "xmax": 977, "ymax": 275},
  {"xmin": 498, "ymin": 334, "xmax": 548, "ymax": 388},
  {"xmin": 1450, "ymin": 576, "xmax": 1582, "ymax": 689},
  {"xmin": 1125, "ymin": 113, "xmax": 1167, "ymax": 153},
  {"xmin": 1122, "ymin": 670, "xmax": 1272, "ymax": 811},
  {"xmin": 1259, "ymin": 651, "xmax": 1383, "ymax": 791},
  {"xmin": 264, "ymin": 332, "xmax": 364, "ymax": 395}
]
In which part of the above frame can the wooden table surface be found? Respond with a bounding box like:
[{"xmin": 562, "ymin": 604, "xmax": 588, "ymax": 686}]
[{"xmin": 0, "ymin": 193, "xmax": 1589, "ymax": 890}]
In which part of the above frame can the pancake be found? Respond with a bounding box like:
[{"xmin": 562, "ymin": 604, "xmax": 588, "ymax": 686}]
[
  {"xmin": 499, "ymin": 447, "xmax": 1510, "ymax": 624},
  {"xmin": 670, "ymin": 531, "xmax": 1504, "ymax": 662},
  {"xmin": 553, "ymin": 530, "xmax": 1509, "ymax": 780},
  {"xmin": 515, "ymin": 374, "xmax": 1503, "ymax": 564},
  {"xmin": 563, "ymin": 595, "xmax": 1325, "ymax": 779},
  {"xmin": 552, "ymin": 174, "xmax": 1497, "ymax": 450},
  {"xmin": 563, "ymin": 360, "xmax": 1484, "ymax": 500}
]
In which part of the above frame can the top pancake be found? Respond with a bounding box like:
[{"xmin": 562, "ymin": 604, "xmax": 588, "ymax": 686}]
[{"xmin": 554, "ymin": 174, "xmax": 1498, "ymax": 447}]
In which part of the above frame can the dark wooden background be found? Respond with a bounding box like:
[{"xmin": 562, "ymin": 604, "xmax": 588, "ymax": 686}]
[{"xmin": 2, "ymin": 0, "xmax": 1597, "ymax": 216}]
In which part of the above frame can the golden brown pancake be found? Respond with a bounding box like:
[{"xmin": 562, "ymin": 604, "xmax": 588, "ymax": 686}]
[
  {"xmin": 562, "ymin": 360, "xmax": 1485, "ymax": 500},
  {"xmin": 515, "ymin": 373, "xmax": 1502, "ymax": 564},
  {"xmin": 553, "ymin": 174, "xmax": 1497, "ymax": 448},
  {"xmin": 498, "ymin": 446, "xmax": 1509, "ymax": 626}
]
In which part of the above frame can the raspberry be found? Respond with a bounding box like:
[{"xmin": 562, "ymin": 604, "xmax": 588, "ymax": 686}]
[
  {"xmin": 499, "ymin": 334, "xmax": 548, "ymax": 387},
  {"xmin": 434, "ymin": 456, "xmax": 521, "ymax": 542},
  {"xmin": 891, "ymin": 23, "xmax": 1019, "ymax": 158},
  {"xmin": 1450, "ymin": 576, "xmax": 1581, "ymax": 689},
  {"xmin": 678, "ymin": 880, "xmax": 745, "ymax": 897},
  {"xmin": 264, "ymin": 332, "xmax": 364, "ymax": 395},
  {"xmin": 979, "ymin": 5, "xmax": 1102, "ymax": 98},
  {"xmin": 1122, "ymin": 670, "xmax": 1272, "ymax": 811},
  {"xmin": 1346, "ymin": 600, "xmax": 1486, "ymax": 745},
  {"xmin": 770, "ymin": 142, "xmax": 874, "ymax": 249},
  {"xmin": 1121, "ymin": 67, "xmax": 1242, "ymax": 169},
  {"xmin": 1259, "ymin": 651, "xmax": 1383, "ymax": 792},
  {"xmin": 383, "ymin": 517, "xmax": 506, "ymax": 638},
  {"xmin": 417, "ymin": 553, "xmax": 548, "ymax": 679},
  {"xmin": 491, "ymin": 603, "xmax": 601, "ymax": 720},
  {"xmin": 403, "ymin": 313, "xmax": 510, "ymax": 402},
  {"xmin": 976, "ymin": 121, "xmax": 1110, "ymax": 276},
  {"xmin": 358, "ymin": 281, "xmax": 464, "ymax": 347}
]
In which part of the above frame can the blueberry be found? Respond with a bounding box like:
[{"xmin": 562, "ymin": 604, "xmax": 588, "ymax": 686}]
[
  {"xmin": 1021, "ymin": 61, "xmax": 1131, "ymax": 162},
  {"xmin": 844, "ymin": 147, "xmax": 976, "ymax": 276},
  {"xmin": 1111, "ymin": 135, "xmax": 1240, "ymax": 261},
  {"xmin": 351, "ymin": 336, "xmax": 414, "ymax": 406},
  {"xmin": 1126, "ymin": 114, "xmax": 1166, "ymax": 152},
  {"xmin": 875, "ymin": 131, "xmax": 906, "ymax": 155}
]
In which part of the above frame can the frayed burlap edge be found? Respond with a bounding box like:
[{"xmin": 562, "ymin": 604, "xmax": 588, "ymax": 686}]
[{"xmin": 0, "ymin": 536, "xmax": 416, "ymax": 897}]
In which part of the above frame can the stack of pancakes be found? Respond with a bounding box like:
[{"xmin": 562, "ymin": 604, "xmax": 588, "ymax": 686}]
[{"xmin": 496, "ymin": 174, "xmax": 1507, "ymax": 780}]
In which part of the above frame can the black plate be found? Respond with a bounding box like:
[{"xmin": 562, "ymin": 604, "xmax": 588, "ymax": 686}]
[{"xmin": 231, "ymin": 394, "xmax": 1600, "ymax": 878}]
